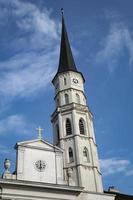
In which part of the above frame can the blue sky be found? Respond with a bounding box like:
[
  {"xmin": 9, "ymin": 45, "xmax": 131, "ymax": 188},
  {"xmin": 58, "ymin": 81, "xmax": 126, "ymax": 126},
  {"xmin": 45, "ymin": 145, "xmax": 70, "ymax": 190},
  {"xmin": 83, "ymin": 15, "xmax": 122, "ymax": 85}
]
[{"xmin": 0, "ymin": 0, "xmax": 133, "ymax": 195}]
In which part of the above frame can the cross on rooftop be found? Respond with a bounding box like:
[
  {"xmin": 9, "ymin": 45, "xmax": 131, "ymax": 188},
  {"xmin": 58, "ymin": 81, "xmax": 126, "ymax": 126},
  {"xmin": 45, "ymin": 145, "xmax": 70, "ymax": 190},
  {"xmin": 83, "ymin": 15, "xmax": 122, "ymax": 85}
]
[{"xmin": 36, "ymin": 126, "xmax": 43, "ymax": 139}]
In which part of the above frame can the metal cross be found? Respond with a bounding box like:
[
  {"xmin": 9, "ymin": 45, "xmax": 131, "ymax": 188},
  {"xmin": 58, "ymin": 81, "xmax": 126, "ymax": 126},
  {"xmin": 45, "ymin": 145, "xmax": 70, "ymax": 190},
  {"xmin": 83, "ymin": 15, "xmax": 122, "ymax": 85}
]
[{"xmin": 36, "ymin": 126, "xmax": 43, "ymax": 139}]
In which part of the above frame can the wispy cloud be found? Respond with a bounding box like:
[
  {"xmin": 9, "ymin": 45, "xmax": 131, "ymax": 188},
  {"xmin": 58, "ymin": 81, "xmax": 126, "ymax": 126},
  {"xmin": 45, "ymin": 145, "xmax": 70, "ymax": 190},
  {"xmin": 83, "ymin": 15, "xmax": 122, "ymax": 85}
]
[
  {"xmin": 95, "ymin": 22, "xmax": 133, "ymax": 73},
  {"xmin": 0, "ymin": 51, "xmax": 57, "ymax": 98},
  {"xmin": 0, "ymin": 114, "xmax": 33, "ymax": 135},
  {"xmin": 100, "ymin": 158, "xmax": 130, "ymax": 176},
  {"xmin": 0, "ymin": 0, "xmax": 60, "ymax": 107}
]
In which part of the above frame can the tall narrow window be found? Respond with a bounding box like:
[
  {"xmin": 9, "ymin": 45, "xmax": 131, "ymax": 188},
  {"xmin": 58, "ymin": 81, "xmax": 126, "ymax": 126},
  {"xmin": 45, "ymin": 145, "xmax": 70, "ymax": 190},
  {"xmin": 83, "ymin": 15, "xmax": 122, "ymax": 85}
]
[
  {"xmin": 64, "ymin": 78, "xmax": 67, "ymax": 85},
  {"xmin": 69, "ymin": 147, "xmax": 74, "ymax": 163},
  {"xmin": 65, "ymin": 93, "xmax": 69, "ymax": 104},
  {"xmin": 76, "ymin": 93, "xmax": 80, "ymax": 104},
  {"xmin": 83, "ymin": 147, "xmax": 90, "ymax": 162},
  {"xmin": 66, "ymin": 119, "xmax": 72, "ymax": 135},
  {"xmin": 56, "ymin": 98, "xmax": 59, "ymax": 107},
  {"xmin": 55, "ymin": 83, "xmax": 59, "ymax": 90},
  {"xmin": 79, "ymin": 118, "xmax": 85, "ymax": 135},
  {"xmin": 56, "ymin": 124, "xmax": 60, "ymax": 141}
]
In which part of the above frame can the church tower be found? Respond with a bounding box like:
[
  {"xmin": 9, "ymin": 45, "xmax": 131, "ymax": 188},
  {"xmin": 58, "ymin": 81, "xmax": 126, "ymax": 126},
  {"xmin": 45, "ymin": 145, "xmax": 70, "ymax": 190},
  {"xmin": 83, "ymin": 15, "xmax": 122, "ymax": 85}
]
[{"xmin": 51, "ymin": 10, "xmax": 103, "ymax": 192}]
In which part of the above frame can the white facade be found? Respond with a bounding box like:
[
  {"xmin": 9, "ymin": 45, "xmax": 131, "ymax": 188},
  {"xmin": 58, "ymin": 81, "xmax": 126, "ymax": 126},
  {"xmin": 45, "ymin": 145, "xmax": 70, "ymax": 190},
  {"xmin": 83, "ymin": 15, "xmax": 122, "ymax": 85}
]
[
  {"xmin": 52, "ymin": 71, "xmax": 103, "ymax": 192},
  {"xmin": 0, "ymin": 179, "xmax": 115, "ymax": 200},
  {"xmin": 15, "ymin": 139, "xmax": 65, "ymax": 185},
  {"xmin": 0, "ymin": 136, "xmax": 115, "ymax": 200}
]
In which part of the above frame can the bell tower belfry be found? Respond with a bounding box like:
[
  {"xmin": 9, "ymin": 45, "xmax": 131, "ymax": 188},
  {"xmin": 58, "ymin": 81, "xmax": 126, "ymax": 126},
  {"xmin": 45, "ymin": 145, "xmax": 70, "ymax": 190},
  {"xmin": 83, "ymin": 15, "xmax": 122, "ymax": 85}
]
[{"xmin": 51, "ymin": 9, "xmax": 103, "ymax": 192}]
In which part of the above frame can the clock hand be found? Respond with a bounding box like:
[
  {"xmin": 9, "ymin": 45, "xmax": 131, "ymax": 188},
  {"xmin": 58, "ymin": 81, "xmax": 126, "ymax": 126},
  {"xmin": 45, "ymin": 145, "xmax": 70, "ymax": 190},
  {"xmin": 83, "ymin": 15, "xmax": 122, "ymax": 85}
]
[{"xmin": 40, "ymin": 161, "xmax": 42, "ymax": 170}]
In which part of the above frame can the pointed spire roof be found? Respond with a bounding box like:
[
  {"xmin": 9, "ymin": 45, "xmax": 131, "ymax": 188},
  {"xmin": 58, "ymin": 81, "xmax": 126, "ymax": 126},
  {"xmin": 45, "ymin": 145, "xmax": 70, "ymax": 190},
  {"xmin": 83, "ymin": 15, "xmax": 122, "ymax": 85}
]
[
  {"xmin": 57, "ymin": 8, "xmax": 78, "ymax": 73},
  {"xmin": 52, "ymin": 9, "xmax": 85, "ymax": 83}
]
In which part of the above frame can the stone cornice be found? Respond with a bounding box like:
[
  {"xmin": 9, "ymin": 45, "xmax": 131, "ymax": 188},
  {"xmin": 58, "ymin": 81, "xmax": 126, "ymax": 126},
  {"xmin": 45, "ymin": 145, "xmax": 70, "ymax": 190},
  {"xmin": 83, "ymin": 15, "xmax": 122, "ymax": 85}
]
[
  {"xmin": 17, "ymin": 144, "xmax": 63, "ymax": 153},
  {"xmin": 54, "ymin": 87, "xmax": 86, "ymax": 100},
  {"xmin": 51, "ymin": 103, "xmax": 93, "ymax": 122},
  {"xmin": 63, "ymin": 165, "xmax": 102, "ymax": 175},
  {"xmin": 59, "ymin": 134, "xmax": 97, "ymax": 146},
  {"xmin": 0, "ymin": 179, "xmax": 83, "ymax": 193}
]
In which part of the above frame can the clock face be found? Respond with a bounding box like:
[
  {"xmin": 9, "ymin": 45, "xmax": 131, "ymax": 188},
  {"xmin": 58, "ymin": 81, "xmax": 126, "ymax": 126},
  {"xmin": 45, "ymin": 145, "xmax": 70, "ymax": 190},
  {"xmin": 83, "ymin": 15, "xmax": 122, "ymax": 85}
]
[
  {"xmin": 35, "ymin": 160, "xmax": 46, "ymax": 172},
  {"xmin": 73, "ymin": 78, "xmax": 78, "ymax": 84}
]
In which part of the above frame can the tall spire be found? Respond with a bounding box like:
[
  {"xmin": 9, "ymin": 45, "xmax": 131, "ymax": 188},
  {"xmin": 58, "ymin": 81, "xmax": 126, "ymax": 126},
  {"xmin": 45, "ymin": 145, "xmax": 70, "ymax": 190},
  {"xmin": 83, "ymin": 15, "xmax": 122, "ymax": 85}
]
[{"xmin": 57, "ymin": 8, "xmax": 78, "ymax": 73}]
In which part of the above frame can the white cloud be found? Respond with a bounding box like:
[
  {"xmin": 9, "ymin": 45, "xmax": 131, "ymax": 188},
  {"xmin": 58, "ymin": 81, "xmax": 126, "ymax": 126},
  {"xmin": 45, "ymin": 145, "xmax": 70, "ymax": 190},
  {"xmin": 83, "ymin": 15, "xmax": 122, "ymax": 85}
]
[
  {"xmin": 0, "ymin": 50, "xmax": 57, "ymax": 98},
  {"xmin": 0, "ymin": 0, "xmax": 60, "ymax": 105},
  {"xmin": 100, "ymin": 157, "xmax": 130, "ymax": 176},
  {"xmin": 12, "ymin": 0, "xmax": 59, "ymax": 41},
  {"xmin": 0, "ymin": 114, "xmax": 33, "ymax": 135},
  {"xmin": 0, "ymin": 0, "xmax": 60, "ymax": 49},
  {"xmin": 95, "ymin": 22, "xmax": 133, "ymax": 73}
]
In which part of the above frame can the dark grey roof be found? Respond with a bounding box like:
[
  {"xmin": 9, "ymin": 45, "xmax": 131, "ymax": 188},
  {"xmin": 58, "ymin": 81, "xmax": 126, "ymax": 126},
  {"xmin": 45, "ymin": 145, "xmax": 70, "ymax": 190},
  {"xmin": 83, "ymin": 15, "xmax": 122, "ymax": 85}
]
[
  {"xmin": 57, "ymin": 10, "xmax": 78, "ymax": 73},
  {"xmin": 105, "ymin": 191, "xmax": 133, "ymax": 200},
  {"xmin": 115, "ymin": 193, "xmax": 133, "ymax": 200},
  {"xmin": 52, "ymin": 10, "xmax": 85, "ymax": 83}
]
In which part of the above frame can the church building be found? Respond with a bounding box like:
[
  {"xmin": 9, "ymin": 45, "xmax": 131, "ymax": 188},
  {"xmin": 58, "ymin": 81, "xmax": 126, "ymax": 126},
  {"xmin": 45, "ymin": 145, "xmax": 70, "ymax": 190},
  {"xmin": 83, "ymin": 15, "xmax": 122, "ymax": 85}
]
[{"xmin": 0, "ymin": 10, "xmax": 132, "ymax": 200}]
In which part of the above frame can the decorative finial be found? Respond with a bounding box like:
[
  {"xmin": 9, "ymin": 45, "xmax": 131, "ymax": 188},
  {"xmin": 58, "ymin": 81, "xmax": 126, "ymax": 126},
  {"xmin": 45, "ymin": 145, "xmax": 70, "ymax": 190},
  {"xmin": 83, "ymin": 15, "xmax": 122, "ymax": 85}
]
[
  {"xmin": 2, "ymin": 158, "xmax": 12, "ymax": 179},
  {"xmin": 36, "ymin": 126, "xmax": 43, "ymax": 139},
  {"xmin": 61, "ymin": 8, "xmax": 64, "ymax": 15},
  {"xmin": 4, "ymin": 158, "xmax": 11, "ymax": 173}
]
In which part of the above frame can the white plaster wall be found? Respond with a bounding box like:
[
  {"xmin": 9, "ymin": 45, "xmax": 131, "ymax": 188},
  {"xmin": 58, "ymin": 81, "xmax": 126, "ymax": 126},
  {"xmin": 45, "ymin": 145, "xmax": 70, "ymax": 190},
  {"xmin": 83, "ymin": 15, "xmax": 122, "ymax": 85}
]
[
  {"xmin": 76, "ymin": 138, "xmax": 92, "ymax": 164},
  {"xmin": 0, "ymin": 181, "xmax": 115, "ymax": 200},
  {"xmin": 17, "ymin": 147, "xmax": 56, "ymax": 183},
  {"xmin": 71, "ymin": 89, "xmax": 86, "ymax": 105},
  {"xmin": 69, "ymin": 167, "xmax": 78, "ymax": 186},
  {"xmin": 17, "ymin": 144, "xmax": 64, "ymax": 184},
  {"xmin": 80, "ymin": 166, "xmax": 96, "ymax": 191},
  {"xmin": 0, "ymin": 183, "xmax": 81, "ymax": 200},
  {"xmin": 54, "ymin": 71, "xmax": 85, "ymax": 107},
  {"xmin": 56, "ymin": 72, "xmax": 84, "ymax": 92},
  {"xmin": 52, "ymin": 70, "xmax": 103, "ymax": 193},
  {"xmin": 56, "ymin": 153, "xmax": 65, "ymax": 184},
  {"xmin": 52, "ymin": 109, "xmax": 103, "ymax": 192},
  {"xmin": 57, "ymin": 89, "xmax": 86, "ymax": 106}
]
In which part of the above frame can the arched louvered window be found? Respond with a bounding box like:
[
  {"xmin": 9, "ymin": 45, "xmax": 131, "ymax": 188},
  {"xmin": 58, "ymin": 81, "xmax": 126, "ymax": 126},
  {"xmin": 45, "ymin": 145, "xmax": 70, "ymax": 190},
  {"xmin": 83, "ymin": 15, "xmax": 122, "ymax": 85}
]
[
  {"xmin": 76, "ymin": 93, "xmax": 80, "ymax": 104},
  {"xmin": 79, "ymin": 118, "xmax": 85, "ymax": 135},
  {"xmin": 66, "ymin": 119, "xmax": 72, "ymax": 135},
  {"xmin": 83, "ymin": 147, "xmax": 90, "ymax": 162},
  {"xmin": 69, "ymin": 147, "xmax": 74, "ymax": 163},
  {"xmin": 65, "ymin": 93, "xmax": 69, "ymax": 104}
]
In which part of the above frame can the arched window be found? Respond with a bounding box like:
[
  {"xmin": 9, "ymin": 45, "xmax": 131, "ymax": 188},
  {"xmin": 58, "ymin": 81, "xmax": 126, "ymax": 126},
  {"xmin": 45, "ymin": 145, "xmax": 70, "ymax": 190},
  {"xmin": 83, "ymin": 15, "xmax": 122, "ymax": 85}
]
[
  {"xmin": 69, "ymin": 147, "xmax": 74, "ymax": 163},
  {"xmin": 79, "ymin": 118, "xmax": 85, "ymax": 135},
  {"xmin": 64, "ymin": 78, "xmax": 67, "ymax": 85},
  {"xmin": 66, "ymin": 119, "xmax": 72, "ymax": 135},
  {"xmin": 65, "ymin": 94, "xmax": 69, "ymax": 104},
  {"xmin": 76, "ymin": 93, "xmax": 80, "ymax": 104},
  {"xmin": 83, "ymin": 147, "xmax": 90, "ymax": 162}
]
